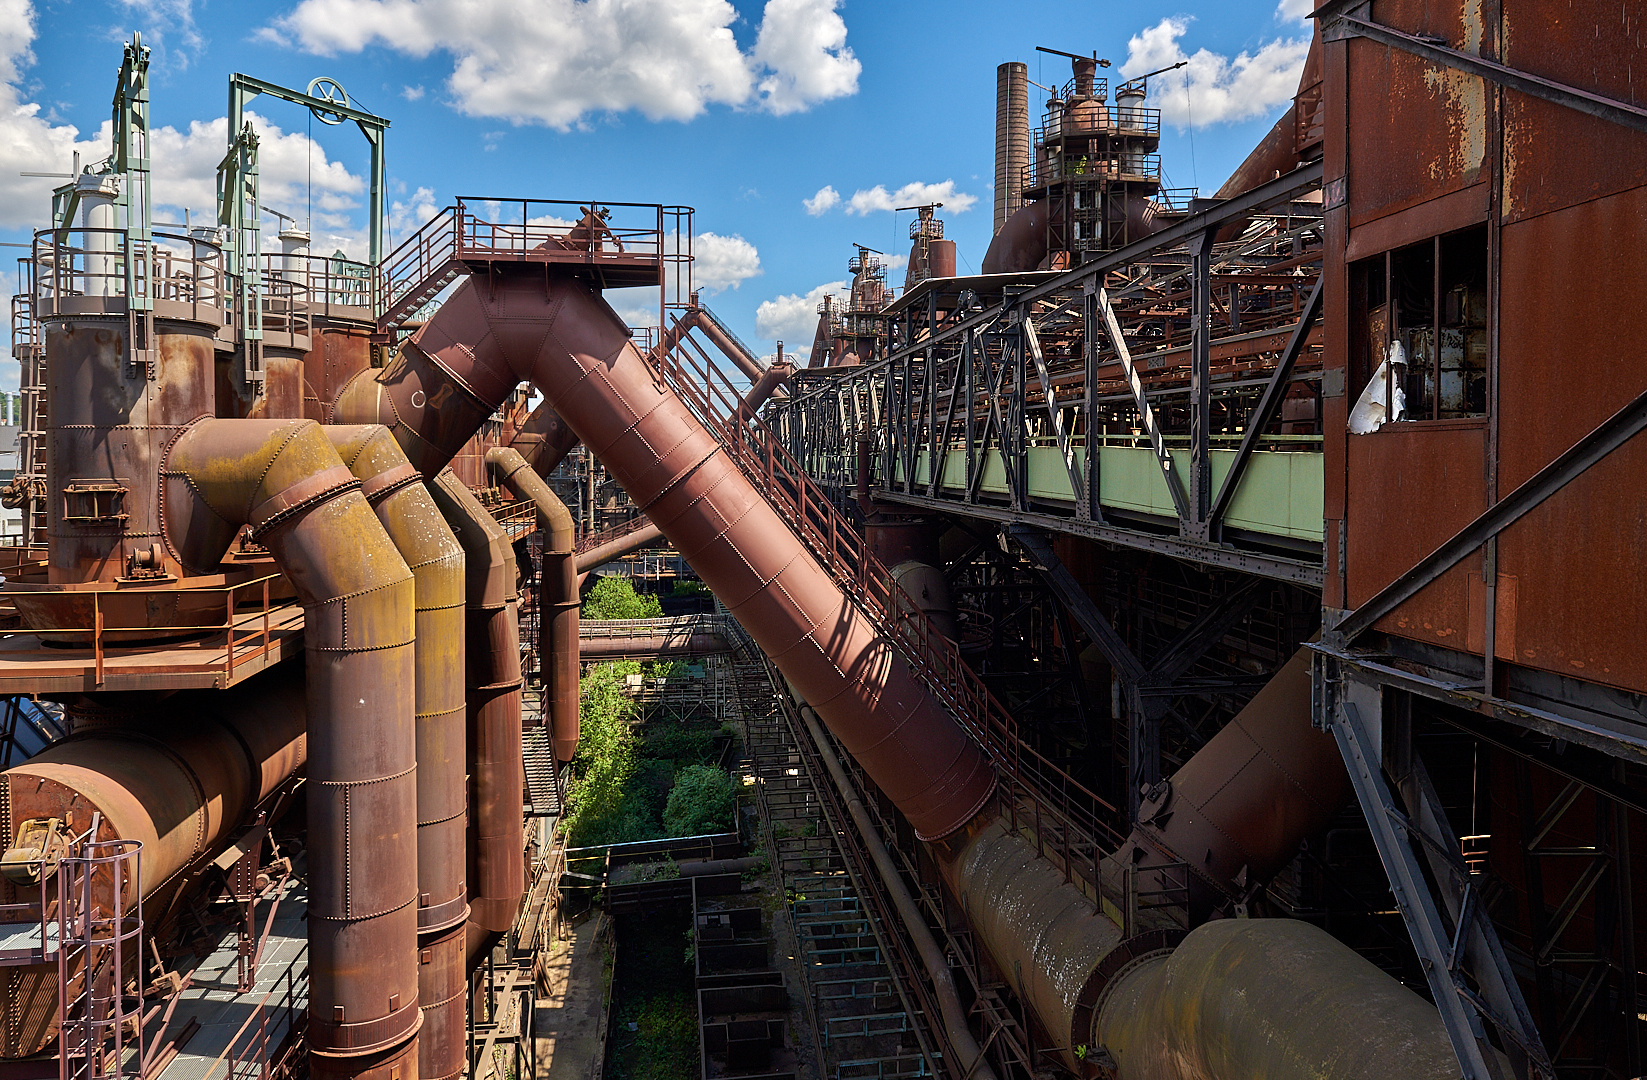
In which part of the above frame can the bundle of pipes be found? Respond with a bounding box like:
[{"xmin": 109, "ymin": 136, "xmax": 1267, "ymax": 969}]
[{"xmin": 334, "ymin": 266, "xmax": 1472, "ymax": 1079}]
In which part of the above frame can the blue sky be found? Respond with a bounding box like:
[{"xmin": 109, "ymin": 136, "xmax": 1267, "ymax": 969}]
[{"xmin": 1, "ymin": 0, "xmax": 1315, "ymax": 391}]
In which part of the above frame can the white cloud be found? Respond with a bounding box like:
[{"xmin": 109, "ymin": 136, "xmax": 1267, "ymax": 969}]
[
  {"xmin": 1120, "ymin": 18, "xmax": 1309, "ymax": 129},
  {"xmin": 148, "ymin": 112, "xmax": 364, "ymax": 225},
  {"xmin": 389, "ymin": 185, "xmax": 439, "ymax": 238},
  {"xmin": 749, "ymin": 0, "xmax": 860, "ymax": 116},
  {"xmin": 401, "ymin": 84, "xmax": 425, "ymax": 100},
  {"xmin": 0, "ymin": 0, "xmax": 109, "ymax": 229},
  {"xmin": 803, "ymin": 185, "xmax": 839, "ymax": 216},
  {"xmin": 691, "ymin": 231, "xmax": 761, "ymax": 292},
  {"xmin": 1276, "ymin": 0, "xmax": 1314, "ymax": 24},
  {"xmin": 844, "ymin": 180, "xmax": 977, "ymax": 217},
  {"xmin": 755, "ymin": 279, "xmax": 846, "ymax": 347},
  {"xmin": 0, "ymin": 2, "xmax": 366, "ymax": 236},
  {"xmin": 264, "ymin": 0, "xmax": 860, "ymax": 130}
]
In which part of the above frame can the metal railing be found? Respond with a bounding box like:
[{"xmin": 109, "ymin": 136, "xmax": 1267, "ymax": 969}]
[
  {"xmin": 258, "ymin": 251, "xmax": 376, "ymax": 312},
  {"xmin": 6, "ymin": 575, "xmax": 294, "ymax": 686},
  {"xmin": 654, "ymin": 327, "xmax": 1130, "ymax": 869},
  {"xmin": 32, "ymin": 228, "xmax": 227, "ymax": 317}
]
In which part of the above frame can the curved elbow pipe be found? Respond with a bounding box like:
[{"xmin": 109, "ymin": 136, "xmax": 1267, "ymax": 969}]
[
  {"xmin": 340, "ymin": 274, "xmax": 994, "ymax": 841},
  {"xmin": 327, "ymin": 427, "xmax": 468, "ymax": 1080},
  {"xmin": 426, "ymin": 470, "xmax": 526, "ymax": 950},
  {"xmin": 486, "ymin": 446, "xmax": 579, "ymax": 763},
  {"xmin": 162, "ymin": 417, "xmax": 422, "ymax": 1075}
]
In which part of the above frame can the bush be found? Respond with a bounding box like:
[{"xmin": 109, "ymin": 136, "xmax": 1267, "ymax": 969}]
[
  {"xmin": 583, "ymin": 577, "xmax": 664, "ymax": 620},
  {"xmin": 662, "ymin": 764, "xmax": 738, "ymax": 838}
]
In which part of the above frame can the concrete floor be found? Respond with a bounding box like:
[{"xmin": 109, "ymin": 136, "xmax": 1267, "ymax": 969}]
[{"xmin": 534, "ymin": 913, "xmax": 611, "ymax": 1080}]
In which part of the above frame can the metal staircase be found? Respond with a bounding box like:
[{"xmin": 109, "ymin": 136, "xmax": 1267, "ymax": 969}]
[{"xmin": 654, "ymin": 325, "xmax": 1130, "ymax": 891}]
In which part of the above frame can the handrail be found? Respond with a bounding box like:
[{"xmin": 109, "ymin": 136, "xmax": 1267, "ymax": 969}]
[
  {"xmin": 574, "ymin": 512, "xmax": 652, "ymax": 556},
  {"xmin": 652, "ymin": 327, "xmax": 1129, "ymax": 867}
]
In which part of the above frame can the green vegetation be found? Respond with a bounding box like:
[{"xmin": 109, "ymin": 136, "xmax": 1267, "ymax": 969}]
[
  {"xmin": 564, "ymin": 660, "xmax": 741, "ymax": 848},
  {"xmin": 668, "ymin": 579, "xmax": 710, "ymax": 597},
  {"xmin": 563, "ymin": 662, "xmax": 656, "ymax": 846},
  {"xmin": 662, "ymin": 764, "xmax": 738, "ymax": 837},
  {"xmin": 582, "ymin": 577, "xmax": 663, "ymax": 620}
]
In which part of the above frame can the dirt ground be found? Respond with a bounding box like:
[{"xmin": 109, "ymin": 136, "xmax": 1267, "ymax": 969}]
[{"xmin": 535, "ymin": 913, "xmax": 611, "ymax": 1080}]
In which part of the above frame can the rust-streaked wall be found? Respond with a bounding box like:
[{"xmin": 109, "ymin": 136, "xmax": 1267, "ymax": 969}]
[{"xmin": 1322, "ymin": 0, "xmax": 1647, "ymax": 694}]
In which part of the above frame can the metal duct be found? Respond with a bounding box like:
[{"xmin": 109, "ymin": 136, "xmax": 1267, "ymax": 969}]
[
  {"xmin": 161, "ymin": 417, "xmax": 422, "ymax": 1078},
  {"xmin": 1107, "ymin": 649, "xmax": 1351, "ymax": 922},
  {"xmin": 485, "ymin": 446, "xmax": 579, "ymax": 763},
  {"xmin": 576, "ymin": 520, "xmax": 666, "ymax": 575},
  {"xmin": 1096, "ymin": 918, "xmax": 1460, "ymax": 1079},
  {"xmin": 995, "ymin": 62, "xmax": 1031, "ymax": 236},
  {"xmin": 326, "ymin": 426, "xmax": 469, "ymax": 1080},
  {"xmin": 577, "ymin": 632, "xmax": 733, "ymax": 660},
  {"xmin": 508, "ymin": 399, "xmax": 580, "ymax": 477},
  {"xmin": 426, "ymin": 470, "xmax": 526, "ymax": 953},
  {"xmin": 0, "ymin": 664, "xmax": 307, "ymax": 1057},
  {"xmin": 336, "ymin": 274, "xmax": 994, "ymax": 840}
]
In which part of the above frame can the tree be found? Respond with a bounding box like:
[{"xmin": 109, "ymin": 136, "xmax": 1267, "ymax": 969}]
[{"xmin": 583, "ymin": 576, "xmax": 664, "ymax": 620}]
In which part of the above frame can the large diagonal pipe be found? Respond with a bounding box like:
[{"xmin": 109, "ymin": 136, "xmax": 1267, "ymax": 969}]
[
  {"xmin": 336, "ymin": 274, "xmax": 994, "ymax": 841},
  {"xmin": 162, "ymin": 418, "xmax": 421, "ymax": 1079},
  {"xmin": 426, "ymin": 469, "xmax": 525, "ymax": 962},
  {"xmin": 485, "ymin": 446, "xmax": 579, "ymax": 763},
  {"xmin": 327, "ymin": 426, "xmax": 469, "ymax": 1080}
]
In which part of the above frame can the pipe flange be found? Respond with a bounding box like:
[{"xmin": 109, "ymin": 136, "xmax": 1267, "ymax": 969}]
[
  {"xmin": 1073, "ymin": 927, "xmax": 1186, "ymax": 1071},
  {"xmin": 358, "ymin": 461, "xmax": 422, "ymax": 505}
]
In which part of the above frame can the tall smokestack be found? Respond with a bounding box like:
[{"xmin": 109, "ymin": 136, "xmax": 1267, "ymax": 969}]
[{"xmin": 995, "ymin": 62, "xmax": 1029, "ymax": 236}]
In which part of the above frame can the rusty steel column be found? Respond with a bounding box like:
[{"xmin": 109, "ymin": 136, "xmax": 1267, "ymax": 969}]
[
  {"xmin": 334, "ymin": 274, "xmax": 994, "ymax": 841},
  {"xmin": 45, "ymin": 313, "xmax": 215, "ymax": 584},
  {"xmin": 486, "ymin": 445, "xmax": 579, "ymax": 763},
  {"xmin": 327, "ymin": 426, "xmax": 469, "ymax": 1080},
  {"xmin": 162, "ymin": 418, "xmax": 421, "ymax": 1080},
  {"xmin": 995, "ymin": 61, "xmax": 1030, "ymax": 235},
  {"xmin": 427, "ymin": 469, "xmax": 526, "ymax": 963},
  {"xmin": 0, "ymin": 665, "xmax": 307, "ymax": 1058}
]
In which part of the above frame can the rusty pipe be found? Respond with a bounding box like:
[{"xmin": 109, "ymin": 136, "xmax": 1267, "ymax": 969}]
[
  {"xmin": 797, "ymin": 704, "xmax": 999, "ymax": 1080},
  {"xmin": 326, "ymin": 426, "xmax": 468, "ymax": 1080},
  {"xmin": 576, "ymin": 519, "xmax": 665, "ymax": 577},
  {"xmin": 508, "ymin": 399, "xmax": 580, "ymax": 477},
  {"xmin": 1106, "ymin": 649, "xmax": 1351, "ymax": 923},
  {"xmin": 577, "ymin": 632, "xmax": 733, "ymax": 659},
  {"xmin": 736, "ymin": 360, "xmax": 793, "ymax": 423},
  {"xmin": 1095, "ymin": 918, "xmax": 1460, "ymax": 1079},
  {"xmin": 162, "ymin": 417, "xmax": 421, "ymax": 1076},
  {"xmin": 426, "ymin": 469, "xmax": 525, "ymax": 955},
  {"xmin": 338, "ymin": 273, "xmax": 993, "ymax": 840},
  {"xmin": 0, "ymin": 665, "xmax": 307, "ymax": 1058},
  {"xmin": 485, "ymin": 446, "xmax": 579, "ymax": 763}
]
